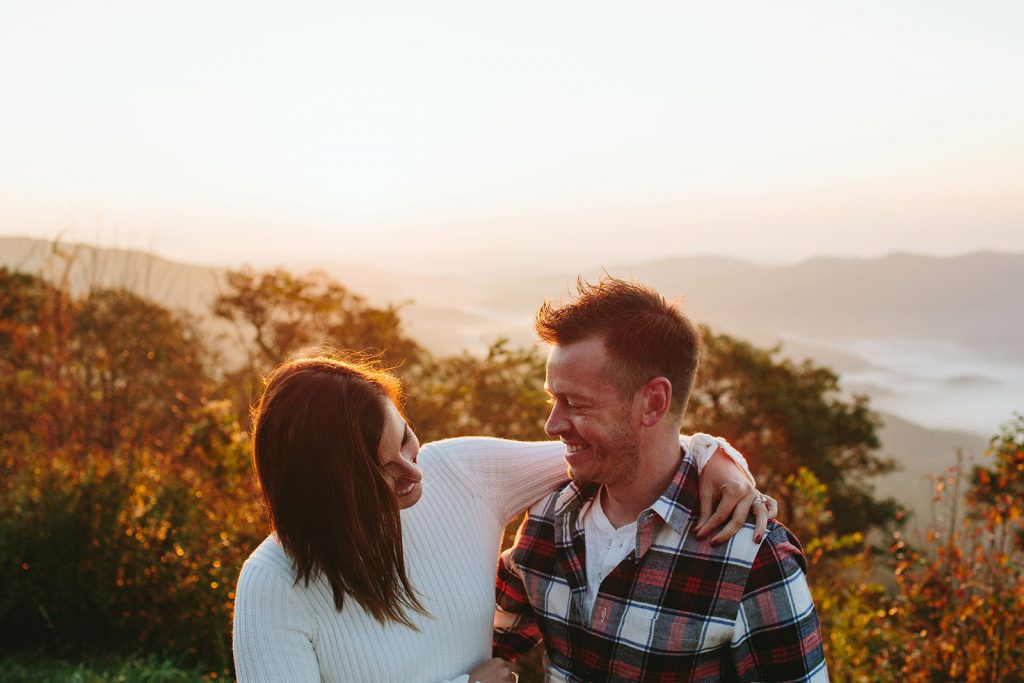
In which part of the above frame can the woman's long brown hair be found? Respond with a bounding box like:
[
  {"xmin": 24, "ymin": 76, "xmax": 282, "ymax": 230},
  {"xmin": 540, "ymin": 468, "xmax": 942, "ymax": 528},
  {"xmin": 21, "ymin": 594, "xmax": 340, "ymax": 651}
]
[{"xmin": 250, "ymin": 355, "xmax": 426, "ymax": 627}]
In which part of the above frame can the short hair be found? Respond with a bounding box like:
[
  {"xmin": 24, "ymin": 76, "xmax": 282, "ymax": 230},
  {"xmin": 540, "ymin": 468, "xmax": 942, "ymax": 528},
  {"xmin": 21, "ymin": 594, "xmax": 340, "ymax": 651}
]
[
  {"xmin": 251, "ymin": 353, "xmax": 426, "ymax": 627},
  {"xmin": 535, "ymin": 276, "xmax": 702, "ymax": 415}
]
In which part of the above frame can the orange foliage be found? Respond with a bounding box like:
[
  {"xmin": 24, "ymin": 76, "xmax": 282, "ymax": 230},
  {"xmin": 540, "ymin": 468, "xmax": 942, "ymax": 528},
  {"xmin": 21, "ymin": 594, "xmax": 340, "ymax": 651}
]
[{"xmin": 4, "ymin": 264, "xmax": 1022, "ymax": 680}]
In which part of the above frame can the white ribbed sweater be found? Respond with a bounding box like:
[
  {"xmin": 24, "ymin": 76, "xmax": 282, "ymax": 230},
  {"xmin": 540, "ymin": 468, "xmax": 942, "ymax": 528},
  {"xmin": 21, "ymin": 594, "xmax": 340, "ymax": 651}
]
[{"xmin": 232, "ymin": 435, "xmax": 742, "ymax": 683}]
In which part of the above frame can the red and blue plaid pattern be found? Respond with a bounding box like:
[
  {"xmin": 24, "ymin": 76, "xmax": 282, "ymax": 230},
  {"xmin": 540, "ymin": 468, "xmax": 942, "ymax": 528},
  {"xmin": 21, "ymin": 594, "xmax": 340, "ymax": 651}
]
[{"xmin": 494, "ymin": 449, "xmax": 827, "ymax": 682}]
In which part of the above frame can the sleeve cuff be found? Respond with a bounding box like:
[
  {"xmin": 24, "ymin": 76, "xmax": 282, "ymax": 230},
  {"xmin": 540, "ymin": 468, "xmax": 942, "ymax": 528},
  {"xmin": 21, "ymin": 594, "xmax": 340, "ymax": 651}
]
[{"xmin": 684, "ymin": 433, "xmax": 756, "ymax": 486}]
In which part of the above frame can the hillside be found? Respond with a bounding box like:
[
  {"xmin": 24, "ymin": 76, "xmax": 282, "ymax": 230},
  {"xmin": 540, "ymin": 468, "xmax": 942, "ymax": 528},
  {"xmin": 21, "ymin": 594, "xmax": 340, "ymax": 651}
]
[
  {"xmin": 874, "ymin": 412, "xmax": 988, "ymax": 533},
  {"xmin": 482, "ymin": 251, "xmax": 1024, "ymax": 362},
  {"xmin": 0, "ymin": 236, "xmax": 1013, "ymax": 527}
]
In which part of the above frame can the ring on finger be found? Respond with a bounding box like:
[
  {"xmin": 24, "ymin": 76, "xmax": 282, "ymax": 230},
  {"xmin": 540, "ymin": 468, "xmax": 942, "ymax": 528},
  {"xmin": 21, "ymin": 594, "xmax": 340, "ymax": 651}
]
[
  {"xmin": 511, "ymin": 672, "xmax": 519, "ymax": 683},
  {"xmin": 753, "ymin": 494, "xmax": 768, "ymax": 505}
]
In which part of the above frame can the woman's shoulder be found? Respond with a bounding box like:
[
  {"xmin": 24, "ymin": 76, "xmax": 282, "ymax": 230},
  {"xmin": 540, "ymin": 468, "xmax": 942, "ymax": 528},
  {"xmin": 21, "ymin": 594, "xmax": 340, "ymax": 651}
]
[
  {"xmin": 233, "ymin": 534, "xmax": 320, "ymax": 649},
  {"xmin": 237, "ymin": 534, "xmax": 295, "ymax": 586}
]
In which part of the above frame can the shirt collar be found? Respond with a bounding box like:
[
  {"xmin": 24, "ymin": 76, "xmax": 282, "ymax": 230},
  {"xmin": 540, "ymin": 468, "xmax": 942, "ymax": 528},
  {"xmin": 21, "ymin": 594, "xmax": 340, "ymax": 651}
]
[
  {"xmin": 554, "ymin": 444, "xmax": 702, "ymax": 538},
  {"xmin": 648, "ymin": 446, "xmax": 702, "ymax": 537}
]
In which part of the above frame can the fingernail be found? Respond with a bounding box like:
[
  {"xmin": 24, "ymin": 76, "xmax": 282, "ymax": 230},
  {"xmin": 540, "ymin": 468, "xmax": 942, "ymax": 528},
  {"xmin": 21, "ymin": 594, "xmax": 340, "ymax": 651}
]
[{"xmin": 754, "ymin": 534, "xmax": 762, "ymax": 543}]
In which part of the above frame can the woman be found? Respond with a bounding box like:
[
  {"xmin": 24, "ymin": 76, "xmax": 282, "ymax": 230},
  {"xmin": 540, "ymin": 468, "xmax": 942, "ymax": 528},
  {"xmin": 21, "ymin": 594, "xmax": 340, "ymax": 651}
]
[{"xmin": 232, "ymin": 355, "xmax": 772, "ymax": 682}]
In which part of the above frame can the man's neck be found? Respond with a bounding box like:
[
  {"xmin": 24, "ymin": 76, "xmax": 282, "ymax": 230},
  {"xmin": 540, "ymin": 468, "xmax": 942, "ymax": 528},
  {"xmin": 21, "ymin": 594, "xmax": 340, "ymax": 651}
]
[{"xmin": 600, "ymin": 435, "xmax": 682, "ymax": 529}]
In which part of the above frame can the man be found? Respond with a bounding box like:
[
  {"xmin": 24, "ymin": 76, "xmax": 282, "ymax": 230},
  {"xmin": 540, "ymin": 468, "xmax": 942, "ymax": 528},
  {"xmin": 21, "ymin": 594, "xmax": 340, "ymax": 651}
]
[{"xmin": 494, "ymin": 277, "xmax": 827, "ymax": 682}]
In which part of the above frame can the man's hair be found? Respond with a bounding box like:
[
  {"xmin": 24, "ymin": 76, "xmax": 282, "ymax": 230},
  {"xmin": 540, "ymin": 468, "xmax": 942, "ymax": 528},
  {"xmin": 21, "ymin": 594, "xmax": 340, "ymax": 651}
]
[
  {"xmin": 251, "ymin": 353, "xmax": 427, "ymax": 627},
  {"xmin": 535, "ymin": 276, "xmax": 702, "ymax": 415}
]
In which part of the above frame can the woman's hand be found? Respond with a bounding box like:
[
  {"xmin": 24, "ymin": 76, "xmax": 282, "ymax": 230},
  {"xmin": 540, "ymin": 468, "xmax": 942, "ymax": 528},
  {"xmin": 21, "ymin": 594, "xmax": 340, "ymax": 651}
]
[
  {"xmin": 467, "ymin": 657, "xmax": 518, "ymax": 683},
  {"xmin": 693, "ymin": 447, "xmax": 778, "ymax": 545}
]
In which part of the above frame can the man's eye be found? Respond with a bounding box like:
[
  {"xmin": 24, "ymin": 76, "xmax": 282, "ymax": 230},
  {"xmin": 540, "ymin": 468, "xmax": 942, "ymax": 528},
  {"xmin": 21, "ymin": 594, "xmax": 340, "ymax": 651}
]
[{"xmin": 547, "ymin": 396, "xmax": 582, "ymax": 410}]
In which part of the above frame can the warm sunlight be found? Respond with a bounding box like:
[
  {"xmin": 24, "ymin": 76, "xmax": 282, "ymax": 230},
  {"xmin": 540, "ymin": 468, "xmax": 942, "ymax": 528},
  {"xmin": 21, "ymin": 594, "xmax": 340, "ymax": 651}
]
[
  {"xmin": 2, "ymin": 2, "xmax": 1022, "ymax": 272},
  {"xmin": 2, "ymin": 4, "xmax": 1023, "ymax": 680}
]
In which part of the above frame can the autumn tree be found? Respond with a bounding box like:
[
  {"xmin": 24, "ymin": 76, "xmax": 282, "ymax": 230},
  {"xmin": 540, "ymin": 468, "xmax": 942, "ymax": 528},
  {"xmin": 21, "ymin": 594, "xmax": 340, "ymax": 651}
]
[
  {"xmin": 967, "ymin": 413, "xmax": 1024, "ymax": 548},
  {"xmin": 684, "ymin": 329, "xmax": 900, "ymax": 536},
  {"xmin": 885, "ymin": 415, "xmax": 1024, "ymax": 681},
  {"xmin": 212, "ymin": 267, "xmax": 422, "ymax": 367},
  {"xmin": 784, "ymin": 466, "xmax": 900, "ymax": 681},
  {"xmin": 0, "ymin": 268, "xmax": 210, "ymax": 457},
  {"xmin": 0, "ymin": 269, "xmax": 257, "ymax": 672},
  {"xmin": 406, "ymin": 338, "xmax": 549, "ymax": 443},
  {"xmin": 71, "ymin": 289, "xmax": 210, "ymax": 451},
  {"xmin": 212, "ymin": 267, "xmax": 424, "ymax": 425}
]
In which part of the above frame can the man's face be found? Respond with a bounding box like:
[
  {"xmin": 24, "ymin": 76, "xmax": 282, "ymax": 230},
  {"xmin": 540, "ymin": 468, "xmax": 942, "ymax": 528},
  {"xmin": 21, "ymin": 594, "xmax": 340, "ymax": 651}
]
[{"xmin": 544, "ymin": 336, "xmax": 641, "ymax": 486}]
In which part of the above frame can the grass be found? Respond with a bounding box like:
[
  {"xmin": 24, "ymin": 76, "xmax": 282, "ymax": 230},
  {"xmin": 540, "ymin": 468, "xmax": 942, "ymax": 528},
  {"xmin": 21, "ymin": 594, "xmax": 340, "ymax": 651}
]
[{"xmin": 0, "ymin": 653, "xmax": 224, "ymax": 682}]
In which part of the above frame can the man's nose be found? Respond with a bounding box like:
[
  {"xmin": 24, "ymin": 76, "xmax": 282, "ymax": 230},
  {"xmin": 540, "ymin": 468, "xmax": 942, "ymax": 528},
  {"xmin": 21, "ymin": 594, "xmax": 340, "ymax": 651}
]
[{"xmin": 545, "ymin": 402, "xmax": 568, "ymax": 437}]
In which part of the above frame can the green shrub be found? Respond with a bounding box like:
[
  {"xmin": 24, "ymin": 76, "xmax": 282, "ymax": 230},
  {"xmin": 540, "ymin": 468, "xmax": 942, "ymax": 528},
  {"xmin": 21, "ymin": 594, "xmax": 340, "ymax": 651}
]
[
  {"xmin": 0, "ymin": 403, "xmax": 264, "ymax": 671},
  {"xmin": 0, "ymin": 653, "xmax": 215, "ymax": 683}
]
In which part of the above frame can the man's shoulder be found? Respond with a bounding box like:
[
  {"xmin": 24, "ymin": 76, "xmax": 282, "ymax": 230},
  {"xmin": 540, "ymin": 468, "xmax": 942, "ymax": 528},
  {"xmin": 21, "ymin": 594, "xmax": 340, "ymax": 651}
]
[
  {"xmin": 506, "ymin": 485, "xmax": 571, "ymax": 565},
  {"xmin": 745, "ymin": 520, "xmax": 810, "ymax": 590},
  {"xmin": 525, "ymin": 484, "xmax": 564, "ymax": 516},
  {"xmin": 520, "ymin": 483, "xmax": 569, "ymax": 532}
]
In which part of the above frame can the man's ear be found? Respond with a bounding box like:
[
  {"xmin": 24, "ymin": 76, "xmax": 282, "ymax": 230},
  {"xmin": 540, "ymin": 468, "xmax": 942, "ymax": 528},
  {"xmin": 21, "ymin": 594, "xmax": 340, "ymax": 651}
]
[{"xmin": 638, "ymin": 377, "xmax": 672, "ymax": 427}]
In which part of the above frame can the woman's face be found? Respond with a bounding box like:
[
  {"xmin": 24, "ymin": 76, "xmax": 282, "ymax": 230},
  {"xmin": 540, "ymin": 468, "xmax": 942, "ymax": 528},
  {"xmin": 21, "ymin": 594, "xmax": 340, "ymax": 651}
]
[{"xmin": 378, "ymin": 400, "xmax": 423, "ymax": 509}]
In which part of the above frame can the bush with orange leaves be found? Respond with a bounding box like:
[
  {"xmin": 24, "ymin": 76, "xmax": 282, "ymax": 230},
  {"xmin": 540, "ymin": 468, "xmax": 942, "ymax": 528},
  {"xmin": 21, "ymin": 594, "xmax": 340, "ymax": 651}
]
[
  {"xmin": 788, "ymin": 417, "xmax": 1024, "ymax": 682},
  {"xmin": 778, "ymin": 466, "xmax": 901, "ymax": 682},
  {"xmin": 4, "ymin": 263, "xmax": 1021, "ymax": 680},
  {"xmin": 0, "ymin": 269, "xmax": 264, "ymax": 673},
  {"xmin": 882, "ymin": 415, "xmax": 1024, "ymax": 682}
]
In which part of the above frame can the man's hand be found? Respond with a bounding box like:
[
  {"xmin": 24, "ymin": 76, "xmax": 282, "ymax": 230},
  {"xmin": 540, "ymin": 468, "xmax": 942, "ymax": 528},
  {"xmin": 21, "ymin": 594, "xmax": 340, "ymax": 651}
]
[
  {"xmin": 467, "ymin": 657, "xmax": 518, "ymax": 683},
  {"xmin": 693, "ymin": 447, "xmax": 778, "ymax": 545}
]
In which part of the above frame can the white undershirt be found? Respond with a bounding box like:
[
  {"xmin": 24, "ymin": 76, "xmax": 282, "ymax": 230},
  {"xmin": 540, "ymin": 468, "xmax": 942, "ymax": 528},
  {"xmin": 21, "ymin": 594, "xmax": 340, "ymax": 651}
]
[
  {"xmin": 577, "ymin": 431, "xmax": 751, "ymax": 623},
  {"xmin": 581, "ymin": 491, "xmax": 639, "ymax": 622}
]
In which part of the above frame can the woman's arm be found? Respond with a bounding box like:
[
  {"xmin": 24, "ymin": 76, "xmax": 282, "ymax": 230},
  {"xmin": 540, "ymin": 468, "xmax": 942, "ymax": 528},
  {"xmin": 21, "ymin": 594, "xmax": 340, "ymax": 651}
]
[
  {"xmin": 233, "ymin": 559, "xmax": 320, "ymax": 682},
  {"xmin": 422, "ymin": 434, "xmax": 770, "ymax": 537}
]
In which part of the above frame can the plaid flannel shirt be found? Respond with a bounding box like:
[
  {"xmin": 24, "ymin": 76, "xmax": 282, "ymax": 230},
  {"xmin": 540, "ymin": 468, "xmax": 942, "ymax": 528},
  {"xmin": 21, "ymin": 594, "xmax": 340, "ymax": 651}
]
[{"xmin": 494, "ymin": 449, "xmax": 827, "ymax": 682}]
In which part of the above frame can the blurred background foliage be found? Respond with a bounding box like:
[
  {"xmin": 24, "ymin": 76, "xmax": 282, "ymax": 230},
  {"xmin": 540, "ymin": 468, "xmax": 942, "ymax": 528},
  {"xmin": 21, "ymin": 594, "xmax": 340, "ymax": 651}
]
[{"xmin": 1, "ymin": 263, "xmax": 1021, "ymax": 681}]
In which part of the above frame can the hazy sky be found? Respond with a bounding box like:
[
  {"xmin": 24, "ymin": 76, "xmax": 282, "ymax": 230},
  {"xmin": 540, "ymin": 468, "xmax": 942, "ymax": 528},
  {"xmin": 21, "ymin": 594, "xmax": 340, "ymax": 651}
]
[{"xmin": 2, "ymin": 1, "xmax": 1022, "ymax": 274}]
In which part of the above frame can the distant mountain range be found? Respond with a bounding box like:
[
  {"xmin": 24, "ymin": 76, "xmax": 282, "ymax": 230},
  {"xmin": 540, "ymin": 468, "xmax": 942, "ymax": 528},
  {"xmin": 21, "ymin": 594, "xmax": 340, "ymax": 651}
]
[
  {"xmin": 479, "ymin": 251, "xmax": 1024, "ymax": 363},
  {"xmin": 2, "ymin": 235, "xmax": 1015, "ymax": 529},
  {"xmin": 5, "ymin": 236, "xmax": 1020, "ymax": 361}
]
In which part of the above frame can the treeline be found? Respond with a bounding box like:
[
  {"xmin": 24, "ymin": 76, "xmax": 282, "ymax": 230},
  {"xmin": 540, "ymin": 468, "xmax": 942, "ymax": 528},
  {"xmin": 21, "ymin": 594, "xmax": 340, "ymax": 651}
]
[{"xmin": 1, "ymin": 264, "xmax": 1021, "ymax": 680}]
